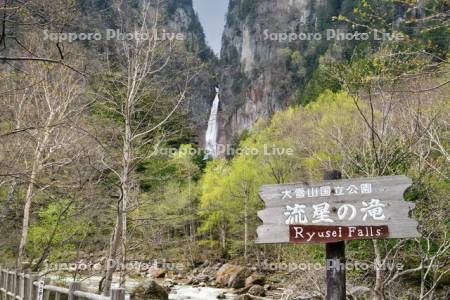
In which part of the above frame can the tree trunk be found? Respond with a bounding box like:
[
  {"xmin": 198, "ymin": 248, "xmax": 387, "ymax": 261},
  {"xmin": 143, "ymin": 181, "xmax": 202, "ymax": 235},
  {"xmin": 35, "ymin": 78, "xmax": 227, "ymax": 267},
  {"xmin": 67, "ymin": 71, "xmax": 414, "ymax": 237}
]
[
  {"xmin": 220, "ymin": 221, "xmax": 227, "ymax": 258},
  {"xmin": 244, "ymin": 194, "xmax": 248, "ymax": 263},
  {"xmin": 17, "ymin": 171, "xmax": 39, "ymax": 269},
  {"xmin": 188, "ymin": 170, "xmax": 196, "ymax": 243},
  {"xmin": 417, "ymin": 0, "xmax": 425, "ymax": 18},
  {"xmin": 103, "ymin": 211, "xmax": 123, "ymax": 296},
  {"xmin": 16, "ymin": 118, "xmax": 52, "ymax": 269},
  {"xmin": 104, "ymin": 108, "xmax": 132, "ymax": 295},
  {"xmin": 373, "ymin": 240, "xmax": 386, "ymax": 300},
  {"xmin": 120, "ymin": 111, "xmax": 132, "ymax": 285}
]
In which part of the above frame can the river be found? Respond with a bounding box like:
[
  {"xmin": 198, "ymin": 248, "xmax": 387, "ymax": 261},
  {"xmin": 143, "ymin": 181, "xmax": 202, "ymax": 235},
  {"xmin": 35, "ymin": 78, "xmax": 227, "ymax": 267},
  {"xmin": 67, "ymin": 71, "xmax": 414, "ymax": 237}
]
[
  {"xmin": 48, "ymin": 275, "xmax": 235, "ymax": 300},
  {"xmin": 169, "ymin": 285, "xmax": 235, "ymax": 299}
]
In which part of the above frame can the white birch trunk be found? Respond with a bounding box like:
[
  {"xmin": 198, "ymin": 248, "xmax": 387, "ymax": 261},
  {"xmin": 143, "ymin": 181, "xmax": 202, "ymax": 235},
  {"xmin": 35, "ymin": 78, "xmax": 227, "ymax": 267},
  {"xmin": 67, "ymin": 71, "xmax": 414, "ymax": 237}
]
[{"xmin": 16, "ymin": 112, "xmax": 54, "ymax": 269}]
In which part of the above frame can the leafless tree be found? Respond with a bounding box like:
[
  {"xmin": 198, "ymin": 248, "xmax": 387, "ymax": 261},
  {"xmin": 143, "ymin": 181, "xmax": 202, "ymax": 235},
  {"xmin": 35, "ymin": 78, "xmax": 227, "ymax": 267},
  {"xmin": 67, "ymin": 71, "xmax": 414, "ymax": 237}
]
[
  {"xmin": 93, "ymin": 1, "xmax": 201, "ymax": 295},
  {"xmin": 0, "ymin": 63, "xmax": 87, "ymax": 269},
  {"xmin": 0, "ymin": 0, "xmax": 85, "ymax": 74}
]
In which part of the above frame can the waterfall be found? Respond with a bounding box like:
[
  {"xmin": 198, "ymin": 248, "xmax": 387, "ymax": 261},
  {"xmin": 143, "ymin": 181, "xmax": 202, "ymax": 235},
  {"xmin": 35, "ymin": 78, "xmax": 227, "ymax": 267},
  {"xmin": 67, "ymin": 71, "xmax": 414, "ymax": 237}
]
[{"xmin": 204, "ymin": 88, "xmax": 220, "ymax": 158}]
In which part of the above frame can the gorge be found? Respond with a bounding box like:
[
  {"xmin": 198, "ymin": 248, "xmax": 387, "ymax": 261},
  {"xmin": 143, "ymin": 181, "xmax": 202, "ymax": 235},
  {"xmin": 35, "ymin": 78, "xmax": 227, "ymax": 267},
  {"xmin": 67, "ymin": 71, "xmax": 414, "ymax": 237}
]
[{"xmin": 203, "ymin": 0, "xmax": 356, "ymax": 147}]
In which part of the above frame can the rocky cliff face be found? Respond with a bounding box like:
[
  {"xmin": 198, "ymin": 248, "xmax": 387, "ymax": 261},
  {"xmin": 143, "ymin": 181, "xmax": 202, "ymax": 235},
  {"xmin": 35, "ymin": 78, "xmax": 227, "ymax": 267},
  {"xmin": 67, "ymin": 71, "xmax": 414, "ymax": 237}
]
[
  {"xmin": 78, "ymin": 0, "xmax": 355, "ymax": 148},
  {"xmin": 163, "ymin": 0, "xmax": 219, "ymax": 138},
  {"xmin": 218, "ymin": 0, "xmax": 354, "ymax": 144},
  {"xmin": 78, "ymin": 0, "xmax": 353, "ymax": 148},
  {"xmin": 78, "ymin": 0, "xmax": 217, "ymax": 142}
]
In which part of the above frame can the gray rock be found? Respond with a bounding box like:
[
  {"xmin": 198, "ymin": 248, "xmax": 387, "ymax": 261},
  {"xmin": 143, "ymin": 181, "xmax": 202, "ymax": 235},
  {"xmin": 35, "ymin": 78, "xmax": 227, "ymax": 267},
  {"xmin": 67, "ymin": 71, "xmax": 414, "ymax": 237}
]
[
  {"xmin": 148, "ymin": 268, "xmax": 167, "ymax": 279},
  {"xmin": 235, "ymin": 286, "xmax": 251, "ymax": 295},
  {"xmin": 228, "ymin": 268, "xmax": 252, "ymax": 289},
  {"xmin": 131, "ymin": 280, "xmax": 169, "ymax": 300},
  {"xmin": 187, "ymin": 276, "xmax": 199, "ymax": 285},
  {"xmin": 216, "ymin": 292, "xmax": 226, "ymax": 299},
  {"xmin": 245, "ymin": 273, "xmax": 265, "ymax": 287},
  {"xmin": 248, "ymin": 285, "xmax": 265, "ymax": 297},
  {"xmin": 195, "ymin": 274, "xmax": 210, "ymax": 283},
  {"xmin": 216, "ymin": 264, "xmax": 247, "ymax": 287},
  {"xmin": 201, "ymin": 260, "xmax": 210, "ymax": 268}
]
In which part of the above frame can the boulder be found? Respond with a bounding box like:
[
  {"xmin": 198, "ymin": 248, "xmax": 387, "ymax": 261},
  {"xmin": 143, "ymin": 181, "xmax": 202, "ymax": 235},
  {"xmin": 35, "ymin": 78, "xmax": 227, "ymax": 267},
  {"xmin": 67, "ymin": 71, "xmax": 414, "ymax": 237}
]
[
  {"xmin": 195, "ymin": 274, "xmax": 210, "ymax": 283},
  {"xmin": 163, "ymin": 278, "xmax": 176, "ymax": 288},
  {"xmin": 245, "ymin": 273, "xmax": 265, "ymax": 287},
  {"xmin": 202, "ymin": 266, "xmax": 216, "ymax": 277},
  {"xmin": 148, "ymin": 267, "xmax": 167, "ymax": 279},
  {"xmin": 216, "ymin": 264, "xmax": 242, "ymax": 286},
  {"xmin": 216, "ymin": 264, "xmax": 253, "ymax": 288},
  {"xmin": 201, "ymin": 260, "xmax": 210, "ymax": 268},
  {"xmin": 248, "ymin": 285, "xmax": 265, "ymax": 297},
  {"xmin": 228, "ymin": 268, "xmax": 252, "ymax": 289},
  {"xmin": 174, "ymin": 274, "xmax": 183, "ymax": 280},
  {"xmin": 216, "ymin": 292, "xmax": 226, "ymax": 299},
  {"xmin": 234, "ymin": 286, "xmax": 251, "ymax": 295},
  {"xmin": 131, "ymin": 280, "xmax": 169, "ymax": 300}
]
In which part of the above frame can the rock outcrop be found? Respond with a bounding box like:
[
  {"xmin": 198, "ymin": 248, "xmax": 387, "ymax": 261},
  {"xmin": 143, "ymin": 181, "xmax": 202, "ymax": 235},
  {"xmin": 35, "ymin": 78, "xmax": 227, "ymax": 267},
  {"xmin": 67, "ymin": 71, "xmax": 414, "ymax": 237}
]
[
  {"xmin": 248, "ymin": 284, "xmax": 265, "ymax": 297},
  {"xmin": 245, "ymin": 273, "xmax": 265, "ymax": 287},
  {"xmin": 216, "ymin": 264, "xmax": 252, "ymax": 289},
  {"xmin": 147, "ymin": 267, "xmax": 168, "ymax": 279},
  {"xmin": 218, "ymin": 0, "xmax": 355, "ymax": 144},
  {"xmin": 78, "ymin": 0, "xmax": 217, "ymax": 145},
  {"xmin": 131, "ymin": 280, "xmax": 169, "ymax": 300}
]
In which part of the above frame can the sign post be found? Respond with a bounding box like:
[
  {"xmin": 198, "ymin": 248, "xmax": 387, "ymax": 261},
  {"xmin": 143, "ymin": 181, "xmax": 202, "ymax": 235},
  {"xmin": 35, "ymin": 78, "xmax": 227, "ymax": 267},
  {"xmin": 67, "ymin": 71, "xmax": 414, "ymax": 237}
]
[
  {"xmin": 256, "ymin": 172, "xmax": 420, "ymax": 300},
  {"xmin": 324, "ymin": 170, "xmax": 345, "ymax": 300}
]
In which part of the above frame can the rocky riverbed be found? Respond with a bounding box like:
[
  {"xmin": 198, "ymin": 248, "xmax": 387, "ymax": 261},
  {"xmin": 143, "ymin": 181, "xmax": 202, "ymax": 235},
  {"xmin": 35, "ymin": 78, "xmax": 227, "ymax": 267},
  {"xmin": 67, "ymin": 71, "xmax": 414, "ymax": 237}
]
[
  {"xmin": 48, "ymin": 274, "xmax": 236, "ymax": 299},
  {"xmin": 128, "ymin": 262, "xmax": 272, "ymax": 299},
  {"xmin": 47, "ymin": 261, "xmax": 271, "ymax": 299}
]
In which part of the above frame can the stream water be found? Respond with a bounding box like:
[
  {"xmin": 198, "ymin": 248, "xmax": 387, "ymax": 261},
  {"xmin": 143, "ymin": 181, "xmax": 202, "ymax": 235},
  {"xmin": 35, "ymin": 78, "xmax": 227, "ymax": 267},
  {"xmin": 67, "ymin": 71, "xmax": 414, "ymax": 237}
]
[
  {"xmin": 48, "ymin": 275, "xmax": 235, "ymax": 300},
  {"xmin": 169, "ymin": 285, "xmax": 235, "ymax": 300}
]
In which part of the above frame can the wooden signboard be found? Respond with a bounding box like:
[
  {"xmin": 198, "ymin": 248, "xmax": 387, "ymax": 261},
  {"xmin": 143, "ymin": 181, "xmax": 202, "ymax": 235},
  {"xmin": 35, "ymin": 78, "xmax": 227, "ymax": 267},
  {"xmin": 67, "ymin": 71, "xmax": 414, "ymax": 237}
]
[{"xmin": 256, "ymin": 175, "xmax": 420, "ymax": 244}]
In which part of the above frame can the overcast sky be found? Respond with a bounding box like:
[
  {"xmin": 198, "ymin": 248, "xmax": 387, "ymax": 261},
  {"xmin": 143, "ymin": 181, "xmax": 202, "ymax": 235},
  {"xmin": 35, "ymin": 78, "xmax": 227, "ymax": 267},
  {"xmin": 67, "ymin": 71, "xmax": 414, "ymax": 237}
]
[{"xmin": 192, "ymin": 0, "xmax": 229, "ymax": 56}]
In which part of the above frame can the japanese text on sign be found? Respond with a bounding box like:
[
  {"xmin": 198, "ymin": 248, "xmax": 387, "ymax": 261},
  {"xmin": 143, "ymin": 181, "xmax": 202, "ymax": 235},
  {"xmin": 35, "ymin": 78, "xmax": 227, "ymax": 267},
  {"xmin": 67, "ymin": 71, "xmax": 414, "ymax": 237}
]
[
  {"xmin": 284, "ymin": 199, "xmax": 386, "ymax": 224},
  {"xmin": 281, "ymin": 183, "xmax": 372, "ymax": 199}
]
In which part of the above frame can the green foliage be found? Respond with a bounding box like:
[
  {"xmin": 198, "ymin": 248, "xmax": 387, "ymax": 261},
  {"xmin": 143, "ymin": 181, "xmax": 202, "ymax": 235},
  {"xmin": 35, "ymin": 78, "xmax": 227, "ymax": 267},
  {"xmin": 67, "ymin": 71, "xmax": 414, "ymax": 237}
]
[
  {"xmin": 131, "ymin": 144, "xmax": 205, "ymax": 258},
  {"xmin": 27, "ymin": 199, "xmax": 92, "ymax": 262},
  {"xmin": 0, "ymin": 1, "xmax": 448, "ymax": 296},
  {"xmin": 198, "ymin": 90, "xmax": 365, "ymax": 259},
  {"xmin": 299, "ymin": 61, "xmax": 342, "ymax": 105},
  {"xmin": 198, "ymin": 153, "xmax": 266, "ymax": 258},
  {"xmin": 198, "ymin": 79, "xmax": 449, "ymax": 283},
  {"xmin": 344, "ymin": 0, "xmax": 449, "ymax": 60}
]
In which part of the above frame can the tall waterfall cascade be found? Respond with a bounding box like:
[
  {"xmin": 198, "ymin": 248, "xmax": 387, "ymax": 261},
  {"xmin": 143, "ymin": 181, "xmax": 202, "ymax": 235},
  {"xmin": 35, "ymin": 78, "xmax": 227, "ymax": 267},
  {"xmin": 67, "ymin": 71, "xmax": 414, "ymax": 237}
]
[{"xmin": 204, "ymin": 88, "xmax": 220, "ymax": 158}]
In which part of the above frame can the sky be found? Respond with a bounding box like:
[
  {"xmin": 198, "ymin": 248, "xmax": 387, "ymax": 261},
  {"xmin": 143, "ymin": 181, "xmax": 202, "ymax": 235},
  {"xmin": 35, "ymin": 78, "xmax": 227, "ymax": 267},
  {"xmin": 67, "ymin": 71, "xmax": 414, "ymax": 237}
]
[{"xmin": 192, "ymin": 0, "xmax": 229, "ymax": 56}]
